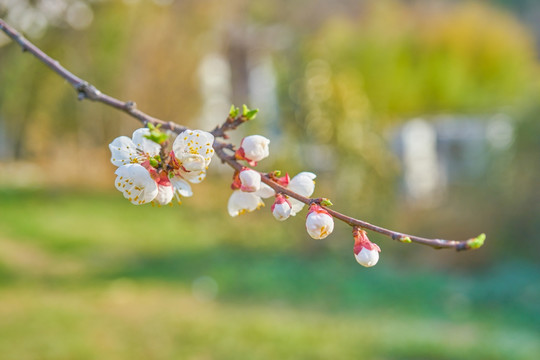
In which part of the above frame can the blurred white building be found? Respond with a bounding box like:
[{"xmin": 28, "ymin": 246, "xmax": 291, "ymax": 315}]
[{"xmin": 392, "ymin": 114, "xmax": 514, "ymax": 207}]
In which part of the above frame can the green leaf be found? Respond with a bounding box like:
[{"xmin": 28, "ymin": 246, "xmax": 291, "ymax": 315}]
[
  {"xmin": 399, "ymin": 236, "xmax": 412, "ymax": 243},
  {"xmin": 467, "ymin": 233, "xmax": 486, "ymax": 249},
  {"xmin": 229, "ymin": 105, "xmax": 239, "ymax": 118},
  {"xmin": 320, "ymin": 198, "xmax": 333, "ymax": 206},
  {"xmin": 246, "ymin": 109, "xmax": 259, "ymax": 120},
  {"xmin": 144, "ymin": 126, "xmax": 169, "ymax": 145}
]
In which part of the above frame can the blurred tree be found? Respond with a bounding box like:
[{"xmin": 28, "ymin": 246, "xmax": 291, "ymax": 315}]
[
  {"xmin": 0, "ymin": 0, "xmax": 538, "ymax": 262},
  {"xmin": 272, "ymin": 0, "xmax": 540, "ymax": 259}
]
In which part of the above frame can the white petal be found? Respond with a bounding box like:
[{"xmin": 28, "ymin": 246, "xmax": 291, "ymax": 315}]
[
  {"xmin": 240, "ymin": 135, "xmax": 270, "ymax": 162},
  {"xmin": 254, "ymin": 183, "xmax": 275, "ymax": 198},
  {"xmin": 289, "ymin": 172, "xmax": 316, "ymax": 197},
  {"xmin": 288, "ymin": 198, "xmax": 306, "ymax": 216},
  {"xmin": 305, "ymin": 211, "xmax": 334, "ymax": 239},
  {"xmin": 154, "ymin": 184, "xmax": 174, "ymax": 205},
  {"xmin": 355, "ymin": 248, "xmax": 380, "ymax": 267},
  {"xmin": 109, "ymin": 136, "xmax": 139, "ymax": 167},
  {"xmin": 173, "ymin": 130, "xmax": 215, "ymax": 167},
  {"xmin": 114, "ymin": 164, "xmax": 158, "ymax": 205},
  {"xmin": 171, "ymin": 177, "xmax": 193, "ymax": 197},
  {"xmin": 132, "ymin": 128, "xmax": 161, "ymax": 156},
  {"xmin": 181, "ymin": 169, "xmax": 207, "ymax": 184},
  {"xmin": 288, "ymin": 172, "xmax": 316, "ymax": 215},
  {"xmin": 182, "ymin": 154, "xmax": 206, "ymax": 172},
  {"xmin": 227, "ymin": 190, "xmax": 264, "ymax": 217}
]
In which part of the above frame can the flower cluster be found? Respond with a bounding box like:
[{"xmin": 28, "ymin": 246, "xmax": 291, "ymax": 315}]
[
  {"xmin": 227, "ymin": 135, "xmax": 317, "ymax": 219},
  {"xmin": 109, "ymin": 127, "xmax": 215, "ymax": 206},
  {"xmin": 110, "ymin": 125, "xmax": 383, "ymax": 267}
]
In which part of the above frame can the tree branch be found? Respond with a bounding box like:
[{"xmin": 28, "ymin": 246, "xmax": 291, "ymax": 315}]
[
  {"xmin": 0, "ymin": 18, "xmax": 186, "ymax": 134},
  {"xmin": 0, "ymin": 18, "xmax": 485, "ymax": 251}
]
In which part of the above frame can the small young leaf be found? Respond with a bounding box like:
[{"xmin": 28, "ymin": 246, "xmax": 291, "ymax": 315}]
[
  {"xmin": 229, "ymin": 105, "xmax": 239, "ymax": 118},
  {"xmin": 246, "ymin": 109, "xmax": 259, "ymax": 120},
  {"xmin": 320, "ymin": 198, "xmax": 333, "ymax": 206},
  {"xmin": 399, "ymin": 236, "xmax": 412, "ymax": 243},
  {"xmin": 467, "ymin": 233, "xmax": 486, "ymax": 249}
]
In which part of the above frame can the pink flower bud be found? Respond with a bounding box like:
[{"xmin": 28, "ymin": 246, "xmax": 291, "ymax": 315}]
[
  {"xmin": 305, "ymin": 204, "xmax": 334, "ymax": 239},
  {"xmin": 239, "ymin": 168, "xmax": 261, "ymax": 192},
  {"xmin": 235, "ymin": 135, "xmax": 270, "ymax": 166},
  {"xmin": 353, "ymin": 228, "xmax": 381, "ymax": 267},
  {"xmin": 272, "ymin": 194, "xmax": 292, "ymax": 221}
]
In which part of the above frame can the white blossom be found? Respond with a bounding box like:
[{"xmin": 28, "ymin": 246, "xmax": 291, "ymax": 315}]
[
  {"xmin": 239, "ymin": 169, "xmax": 261, "ymax": 192},
  {"xmin": 173, "ymin": 130, "xmax": 214, "ymax": 167},
  {"xmin": 238, "ymin": 135, "xmax": 270, "ymax": 164},
  {"xmin": 114, "ymin": 164, "xmax": 158, "ymax": 205},
  {"xmin": 172, "ymin": 130, "xmax": 215, "ymax": 183},
  {"xmin": 227, "ymin": 190, "xmax": 264, "ymax": 217},
  {"xmin": 226, "ymin": 181, "xmax": 274, "ymax": 217},
  {"xmin": 109, "ymin": 128, "xmax": 161, "ymax": 167},
  {"xmin": 305, "ymin": 205, "xmax": 334, "ymax": 239}
]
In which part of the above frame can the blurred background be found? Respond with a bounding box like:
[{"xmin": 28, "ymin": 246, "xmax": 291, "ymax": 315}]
[{"xmin": 1, "ymin": 0, "xmax": 539, "ymax": 359}]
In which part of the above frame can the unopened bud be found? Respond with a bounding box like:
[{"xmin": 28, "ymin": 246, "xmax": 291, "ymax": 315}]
[
  {"xmin": 353, "ymin": 228, "xmax": 381, "ymax": 267},
  {"xmin": 235, "ymin": 135, "xmax": 270, "ymax": 166},
  {"xmin": 239, "ymin": 168, "xmax": 261, "ymax": 192},
  {"xmin": 272, "ymin": 194, "xmax": 292, "ymax": 221},
  {"xmin": 467, "ymin": 233, "xmax": 486, "ymax": 250},
  {"xmin": 305, "ymin": 204, "xmax": 334, "ymax": 239}
]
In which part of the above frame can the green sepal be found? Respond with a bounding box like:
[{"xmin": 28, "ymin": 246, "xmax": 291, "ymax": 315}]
[
  {"xmin": 467, "ymin": 233, "xmax": 486, "ymax": 249},
  {"xmin": 149, "ymin": 157, "xmax": 159, "ymax": 168}
]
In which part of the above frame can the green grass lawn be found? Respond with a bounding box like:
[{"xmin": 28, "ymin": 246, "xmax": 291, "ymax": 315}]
[{"xmin": 0, "ymin": 188, "xmax": 539, "ymax": 359}]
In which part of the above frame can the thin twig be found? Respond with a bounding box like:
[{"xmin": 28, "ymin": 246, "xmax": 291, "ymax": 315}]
[
  {"xmin": 0, "ymin": 18, "xmax": 484, "ymax": 251},
  {"xmin": 0, "ymin": 18, "xmax": 186, "ymax": 134},
  {"xmin": 214, "ymin": 146, "xmax": 473, "ymax": 250}
]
